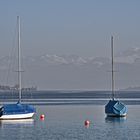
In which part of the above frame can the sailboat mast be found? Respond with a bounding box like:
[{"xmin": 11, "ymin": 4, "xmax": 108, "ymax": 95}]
[
  {"xmin": 111, "ymin": 36, "xmax": 115, "ymax": 100},
  {"xmin": 17, "ymin": 16, "xmax": 21, "ymax": 103}
]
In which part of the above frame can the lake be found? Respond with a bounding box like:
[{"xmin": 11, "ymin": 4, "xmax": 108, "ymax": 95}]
[{"xmin": 0, "ymin": 104, "xmax": 139, "ymax": 140}]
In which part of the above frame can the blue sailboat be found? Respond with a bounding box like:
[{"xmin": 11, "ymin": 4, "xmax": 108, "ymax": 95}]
[
  {"xmin": 0, "ymin": 16, "xmax": 35, "ymax": 120},
  {"xmin": 105, "ymin": 36, "xmax": 127, "ymax": 117}
]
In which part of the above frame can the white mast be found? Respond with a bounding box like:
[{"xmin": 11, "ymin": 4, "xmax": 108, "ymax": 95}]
[
  {"xmin": 17, "ymin": 16, "xmax": 22, "ymax": 103},
  {"xmin": 111, "ymin": 36, "xmax": 115, "ymax": 100}
]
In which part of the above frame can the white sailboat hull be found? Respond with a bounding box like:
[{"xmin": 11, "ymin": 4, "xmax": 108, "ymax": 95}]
[{"xmin": 0, "ymin": 112, "xmax": 35, "ymax": 120}]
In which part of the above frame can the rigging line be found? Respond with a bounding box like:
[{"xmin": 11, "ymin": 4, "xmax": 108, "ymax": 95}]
[{"xmin": 5, "ymin": 20, "xmax": 18, "ymax": 87}]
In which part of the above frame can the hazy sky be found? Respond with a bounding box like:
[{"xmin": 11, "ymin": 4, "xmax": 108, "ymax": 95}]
[{"xmin": 0, "ymin": 0, "xmax": 140, "ymax": 57}]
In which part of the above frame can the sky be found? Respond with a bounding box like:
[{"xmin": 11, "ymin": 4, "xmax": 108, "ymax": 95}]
[{"xmin": 0, "ymin": 0, "xmax": 140, "ymax": 58}]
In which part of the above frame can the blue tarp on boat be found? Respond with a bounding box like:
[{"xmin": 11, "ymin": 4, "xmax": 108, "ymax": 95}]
[
  {"xmin": 0, "ymin": 103, "xmax": 35, "ymax": 115},
  {"xmin": 105, "ymin": 100, "xmax": 127, "ymax": 117}
]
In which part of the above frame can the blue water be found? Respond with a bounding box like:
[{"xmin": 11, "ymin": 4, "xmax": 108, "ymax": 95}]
[{"xmin": 0, "ymin": 105, "xmax": 140, "ymax": 140}]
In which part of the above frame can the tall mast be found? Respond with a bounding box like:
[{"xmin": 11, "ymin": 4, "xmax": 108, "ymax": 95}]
[
  {"xmin": 17, "ymin": 16, "xmax": 21, "ymax": 103},
  {"xmin": 111, "ymin": 36, "xmax": 115, "ymax": 100}
]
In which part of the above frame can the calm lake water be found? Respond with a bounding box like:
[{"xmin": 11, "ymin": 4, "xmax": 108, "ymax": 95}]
[{"xmin": 0, "ymin": 105, "xmax": 140, "ymax": 140}]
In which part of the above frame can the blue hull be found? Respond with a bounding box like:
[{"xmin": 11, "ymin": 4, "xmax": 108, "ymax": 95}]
[{"xmin": 105, "ymin": 100, "xmax": 127, "ymax": 117}]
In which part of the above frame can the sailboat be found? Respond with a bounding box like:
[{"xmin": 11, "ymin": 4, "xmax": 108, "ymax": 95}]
[
  {"xmin": 105, "ymin": 36, "xmax": 127, "ymax": 117},
  {"xmin": 0, "ymin": 16, "xmax": 35, "ymax": 120}
]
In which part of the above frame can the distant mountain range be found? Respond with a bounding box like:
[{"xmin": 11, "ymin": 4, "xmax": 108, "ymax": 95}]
[
  {"xmin": 0, "ymin": 47, "xmax": 140, "ymax": 67},
  {"xmin": 0, "ymin": 47, "xmax": 140, "ymax": 90}
]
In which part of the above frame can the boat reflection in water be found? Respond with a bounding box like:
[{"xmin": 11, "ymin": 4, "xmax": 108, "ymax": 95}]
[
  {"xmin": 105, "ymin": 116, "xmax": 126, "ymax": 123},
  {"xmin": 0, "ymin": 118, "xmax": 34, "ymax": 127}
]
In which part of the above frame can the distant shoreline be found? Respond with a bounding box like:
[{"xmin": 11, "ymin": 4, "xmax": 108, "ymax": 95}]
[{"xmin": 0, "ymin": 90, "xmax": 140, "ymax": 105}]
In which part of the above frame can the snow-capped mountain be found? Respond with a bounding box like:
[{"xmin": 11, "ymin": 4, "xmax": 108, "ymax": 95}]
[
  {"xmin": 34, "ymin": 54, "xmax": 110, "ymax": 66},
  {"xmin": 16, "ymin": 54, "xmax": 108, "ymax": 66},
  {"xmin": 117, "ymin": 47, "xmax": 140, "ymax": 57},
  {"xmin": 0, "ymin": 48, "xmax": 140, "ymax": 68},
  {"xmin": 37, "ymin": 54, "xmax": 88, "ymax": 65},
  {"xmin": 1, "ymin": 48, "xmax": 140, "ymax": 90},
  {"xmin": 116, "ymin": 47, "xmax": 140, "ymax": 63}
]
